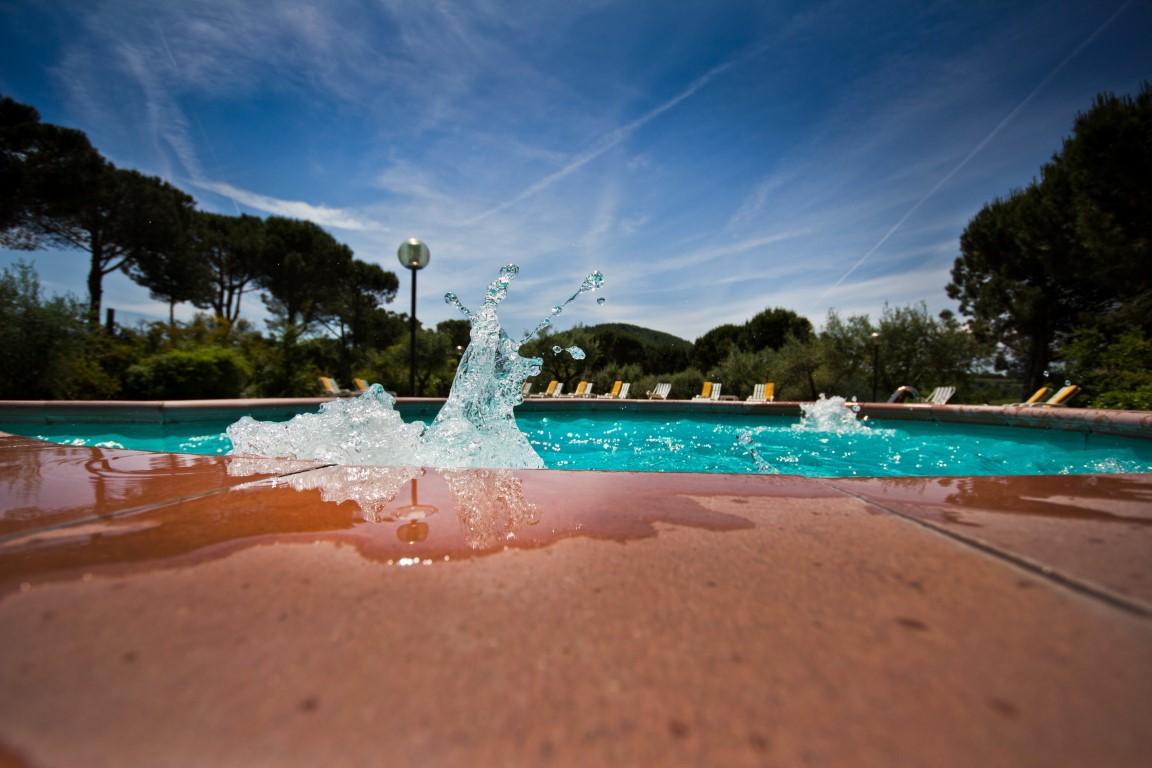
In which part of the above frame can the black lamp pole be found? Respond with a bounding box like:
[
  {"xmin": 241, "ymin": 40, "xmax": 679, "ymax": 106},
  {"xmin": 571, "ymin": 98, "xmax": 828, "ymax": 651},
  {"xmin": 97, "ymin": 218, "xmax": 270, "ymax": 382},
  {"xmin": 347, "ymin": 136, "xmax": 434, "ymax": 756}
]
[
  {"xmin": 397, "ymin": 239, "xmax": 430, "ymax": 396},
  {"xmin": 409, "ymin": 267, "xmax": 417, "ymax": 395},
  {"xmin": 870, "ymin": 332, "xmax": 880, "ymax": 402}
]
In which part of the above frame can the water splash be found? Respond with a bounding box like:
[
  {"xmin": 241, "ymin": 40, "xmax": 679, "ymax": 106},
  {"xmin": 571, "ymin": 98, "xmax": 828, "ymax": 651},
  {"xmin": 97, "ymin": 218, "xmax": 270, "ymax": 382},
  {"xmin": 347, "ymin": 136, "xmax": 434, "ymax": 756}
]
[
  {"xmin": 795, "ymin": 394, "xmax": 868, "ymax": 434},
  {"xmin": 551, "ymin": 344, "xmax": 585, "ymax": 359},
  {"xmin": 227, "ymin": 265, "xmax": 604, "ymax": 469},
  {"xmin": 737, "ymin": 431, "xmax": 779, "ymax": 474},
  {"xmin": 519, "ymin": 269, "xmax": 603, "ymax": 342}
]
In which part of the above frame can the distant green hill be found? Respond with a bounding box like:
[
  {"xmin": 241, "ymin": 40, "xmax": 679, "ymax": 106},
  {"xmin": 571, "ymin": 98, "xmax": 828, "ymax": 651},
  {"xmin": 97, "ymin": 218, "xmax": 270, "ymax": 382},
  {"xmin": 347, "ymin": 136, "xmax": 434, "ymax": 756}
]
[{"xmin": 586, "ymin": 323, "xmax": 693, "ymax": 351}]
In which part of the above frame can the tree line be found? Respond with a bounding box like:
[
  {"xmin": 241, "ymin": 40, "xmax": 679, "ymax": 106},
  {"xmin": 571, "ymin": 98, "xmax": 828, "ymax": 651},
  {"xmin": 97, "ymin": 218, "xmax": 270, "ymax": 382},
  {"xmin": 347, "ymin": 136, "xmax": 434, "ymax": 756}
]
[
  {"xmin": 2, "ymin": 85, "xmax": 1149, "ymax": 406},
  {"xmin": 947, "ymin": 83, "xmax": 1151, "ymax": 408}
]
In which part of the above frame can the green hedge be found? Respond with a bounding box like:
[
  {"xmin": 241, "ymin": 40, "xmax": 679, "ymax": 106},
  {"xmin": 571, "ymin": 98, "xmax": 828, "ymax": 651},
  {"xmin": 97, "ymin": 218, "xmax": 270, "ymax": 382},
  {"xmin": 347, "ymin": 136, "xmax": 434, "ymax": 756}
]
[{"xmin": 123, "ymin": 347, "xmax": 251, "ymax": 399}]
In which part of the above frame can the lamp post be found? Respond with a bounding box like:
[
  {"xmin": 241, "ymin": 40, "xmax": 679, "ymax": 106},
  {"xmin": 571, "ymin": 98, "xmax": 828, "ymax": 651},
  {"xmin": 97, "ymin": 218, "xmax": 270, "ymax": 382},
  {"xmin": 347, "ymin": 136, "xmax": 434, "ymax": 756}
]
[
  {"xmin": 870, "ymin": 332, "xmax": 881, "ymax": 402},
  {"xmin": 397, "ymin": 238, "xmax": 431, "ymax": 396}
]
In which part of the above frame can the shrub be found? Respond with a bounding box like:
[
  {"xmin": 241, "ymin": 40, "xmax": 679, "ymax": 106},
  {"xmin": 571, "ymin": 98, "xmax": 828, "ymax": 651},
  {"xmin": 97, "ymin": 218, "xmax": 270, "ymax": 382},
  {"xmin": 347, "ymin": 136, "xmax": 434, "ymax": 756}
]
[
  {"xmin": 0, "ymin": 261, "xmax": 88, "ymax": 399},
  {"xmin": 668, "ymin": 368, "xmax": 706, "ymax": 400},
  {"xmin": 123, "ymin": 347, "xmax": 251, "ymax": 399},
  {"xmin": 1090, "ymin": 385, "xmax": 1152, "ymax": 411}
]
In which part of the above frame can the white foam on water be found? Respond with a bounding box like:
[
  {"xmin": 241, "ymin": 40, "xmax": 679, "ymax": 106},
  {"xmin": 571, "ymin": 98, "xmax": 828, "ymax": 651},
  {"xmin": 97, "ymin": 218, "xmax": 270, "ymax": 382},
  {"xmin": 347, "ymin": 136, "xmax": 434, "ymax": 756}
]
[{"xmin": 795, "ymin": 394, "xmax": 868, "ymax": 434}]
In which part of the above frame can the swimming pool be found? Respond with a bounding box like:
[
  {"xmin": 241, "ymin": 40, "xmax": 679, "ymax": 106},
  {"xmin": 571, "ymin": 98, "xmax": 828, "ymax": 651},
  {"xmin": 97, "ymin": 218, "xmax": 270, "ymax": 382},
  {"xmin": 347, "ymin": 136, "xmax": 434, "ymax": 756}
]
[{"xmin": 4, "ymin": 408, "xmax": 1150, "ymax": 477}]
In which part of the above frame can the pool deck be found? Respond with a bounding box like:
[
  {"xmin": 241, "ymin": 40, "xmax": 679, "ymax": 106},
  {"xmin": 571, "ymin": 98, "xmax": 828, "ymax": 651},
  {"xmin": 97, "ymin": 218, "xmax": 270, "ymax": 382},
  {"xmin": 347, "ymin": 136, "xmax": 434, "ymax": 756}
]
[{"xmin": 1, "ymin": 404, "xmax": 1151, "ymax": 766}]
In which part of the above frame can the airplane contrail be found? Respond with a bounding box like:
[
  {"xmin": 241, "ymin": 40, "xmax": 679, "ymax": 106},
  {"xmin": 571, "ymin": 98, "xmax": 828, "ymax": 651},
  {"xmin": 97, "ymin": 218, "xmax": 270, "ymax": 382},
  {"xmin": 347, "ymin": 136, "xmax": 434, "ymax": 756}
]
[
  {"xmin": 463, "ymin": 48, "xmax": 758, "ymax": 226},
  {"xmin": 827, "ymin": 0, "xmax": 1132, "ymax": 292}
]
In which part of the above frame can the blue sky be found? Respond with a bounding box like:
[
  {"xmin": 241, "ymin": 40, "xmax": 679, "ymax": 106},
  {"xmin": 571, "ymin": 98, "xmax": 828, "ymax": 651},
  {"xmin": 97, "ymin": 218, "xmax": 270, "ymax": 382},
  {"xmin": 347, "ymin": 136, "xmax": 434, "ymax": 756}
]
[{"xmin": 2, "ymin": 0, "xmax": 1149, "ymax": 342}]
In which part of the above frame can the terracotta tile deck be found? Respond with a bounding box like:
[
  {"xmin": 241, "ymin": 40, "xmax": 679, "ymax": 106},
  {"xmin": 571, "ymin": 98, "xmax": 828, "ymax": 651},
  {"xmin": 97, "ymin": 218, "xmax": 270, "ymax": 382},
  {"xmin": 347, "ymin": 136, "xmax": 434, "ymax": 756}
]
[{"xmin": 1, "ymin": 433, "xmax": 1150, "ymax": 766}]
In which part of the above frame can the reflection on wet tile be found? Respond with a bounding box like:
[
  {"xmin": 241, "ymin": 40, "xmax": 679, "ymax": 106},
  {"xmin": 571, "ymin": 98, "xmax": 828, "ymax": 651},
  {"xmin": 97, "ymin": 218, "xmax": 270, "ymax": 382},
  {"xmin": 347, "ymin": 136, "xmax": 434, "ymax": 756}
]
[
  {"xmin": 0, "ymin": 461, "xmax": 784, "ymax": 593},
  {"xmin": 0, "ymin": 435, "xmax": 324, "ymax": 537},
  {"xmin": 828, "ymin": 474, "xmax": 1152, "ymax": 608}
]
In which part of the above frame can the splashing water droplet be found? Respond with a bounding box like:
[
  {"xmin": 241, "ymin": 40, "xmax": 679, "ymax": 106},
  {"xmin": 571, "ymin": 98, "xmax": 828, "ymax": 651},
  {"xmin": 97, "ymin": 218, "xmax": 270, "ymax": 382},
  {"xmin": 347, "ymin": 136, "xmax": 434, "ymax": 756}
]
[
  {"xmin": 566, "ymin": 346, "xmax": 585, "ymax": 360},
  {"xmin": 444, "ymin": 292, "xmax": 473, "ymax": 319},
  {"xmin": 518, "ymin": 270, "xmax": 607, "ymax": 343},
  {"xmin": 581, "ymin": 270, "xmax": 605, "ymax": 292},
  {"xmin": 1043, "ymin": 370, "xmax": 1050, "ymax": 378},
  {"xmin": 1064, "ymin": 380, "xmax": 1071, "ymax": 387},
  {"xmin": 596, "ymin": 297, "xmax": 606, "ymax": 305},
  {"xmin": 552, "ymin": 345, "xmax": 562, "ymax": 354}
]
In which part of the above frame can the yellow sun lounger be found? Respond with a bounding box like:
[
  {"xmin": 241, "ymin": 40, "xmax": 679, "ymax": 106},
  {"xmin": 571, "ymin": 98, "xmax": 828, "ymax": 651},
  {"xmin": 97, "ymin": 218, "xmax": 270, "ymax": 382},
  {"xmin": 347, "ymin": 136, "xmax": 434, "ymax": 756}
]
[
  {"xmin": 319, "ymin": 377, "xmax": 353, "ymax": 397},
  {"xmin": 598, "ymin": 380, "xmax": 623, "ymax": 399},
  {"xmin": 1041, "ymin": 384, "xmax": 1079, "ymax": 407},
  {"xmin": 692, "ymin": 382, "xmax": 722, "ymax": 401},
  {"xmin": 1012, "ymin": 387, "xmax": 1051, "ymax": 406}
]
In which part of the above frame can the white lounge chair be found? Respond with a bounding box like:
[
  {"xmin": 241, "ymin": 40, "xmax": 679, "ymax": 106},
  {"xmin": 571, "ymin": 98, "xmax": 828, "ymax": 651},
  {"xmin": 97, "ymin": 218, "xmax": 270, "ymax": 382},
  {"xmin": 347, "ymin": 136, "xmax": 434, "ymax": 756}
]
[
  {"xmin": 924, "ymin": 386, "xmax": 956, "ymax": 405},
  {"xmin": 618, "ymin": 382, "xmax": 631, "ymax": 399},
  {"xmin": 648, "ymin": 382, "xmax": 671, "ymax": 400}
]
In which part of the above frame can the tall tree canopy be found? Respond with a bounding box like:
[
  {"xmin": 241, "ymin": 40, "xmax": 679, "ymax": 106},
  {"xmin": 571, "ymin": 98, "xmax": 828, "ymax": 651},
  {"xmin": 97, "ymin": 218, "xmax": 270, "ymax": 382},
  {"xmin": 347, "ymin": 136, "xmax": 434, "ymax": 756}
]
[
  {"xmin": 1, "ymin": 96, "xmax": 96, "ymax": 247},
  {"xmin": 3, "ymin": 95, "xmax": 199, "ymax": 325},
  {"xmin": 948, "ymin": 83, "xmax": 1151, "ymax": 394},
  {"xmin": 258, "ymin": 216, "xmax": 355, "ymax": 331},
  {"xmin": 189, "ymin": 211, "xmax": 266, "ymax": 326}
]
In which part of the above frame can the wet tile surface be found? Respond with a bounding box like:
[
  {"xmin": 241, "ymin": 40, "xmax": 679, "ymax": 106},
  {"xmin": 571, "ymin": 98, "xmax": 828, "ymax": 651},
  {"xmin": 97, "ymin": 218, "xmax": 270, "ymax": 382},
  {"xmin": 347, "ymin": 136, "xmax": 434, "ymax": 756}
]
[
  {"xmin": 0, "ymin": 438, "xmax": 1150, "ymax": 767},
  {"xmin": 0, "ymin": 434, "xmax": 324, "ymax": 538},
  {"xmin": 826, "ymin": 474, "xmax": 1152, "ymax": 610}
]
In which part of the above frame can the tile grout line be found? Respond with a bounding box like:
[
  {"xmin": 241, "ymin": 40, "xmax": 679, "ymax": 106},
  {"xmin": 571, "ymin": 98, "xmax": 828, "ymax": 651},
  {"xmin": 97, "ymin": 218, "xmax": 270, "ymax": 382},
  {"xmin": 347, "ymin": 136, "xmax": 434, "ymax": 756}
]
[{"xmin": 818, "ymin": 479, "xmax": 1152, "ymax": 621}]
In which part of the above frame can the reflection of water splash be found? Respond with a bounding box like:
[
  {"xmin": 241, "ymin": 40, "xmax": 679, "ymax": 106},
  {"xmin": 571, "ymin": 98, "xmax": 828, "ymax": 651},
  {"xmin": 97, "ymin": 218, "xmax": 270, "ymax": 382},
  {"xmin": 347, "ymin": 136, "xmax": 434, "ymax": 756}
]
[
  {"xmin": 796, "ymin": 394, "xmax": 867, "ymax": 434},
  {"xmin": 227, "ymin": 265, "xmax": 603, "ymax": 469},
  {"xmin": 442, "ymin": 469, "xmax": 539, "ymax": 549},
  {"xmin": 227, "ymin": 460, "xmax": 538, "ymax": 549}
]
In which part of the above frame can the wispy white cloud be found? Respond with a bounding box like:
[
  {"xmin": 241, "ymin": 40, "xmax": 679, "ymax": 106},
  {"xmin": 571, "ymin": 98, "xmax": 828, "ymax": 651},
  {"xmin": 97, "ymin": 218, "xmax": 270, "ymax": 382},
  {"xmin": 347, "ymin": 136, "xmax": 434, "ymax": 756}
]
[
  {"xmin": 610, "ymin": 230, "xmax": 811, "ymax": 285},
  {"xmin": 826, "ymin": 0, "xmax": 1135, "ymax": 291},
  {"xmin": 463, "ymin": 47, "xmax": 757, "ymax": 225},
  {"xmin": 12, "ymin": 0, "xmax": 1146, "ymax": 338},
  {"xmin": 192, "ymin": 179, "xmax": 390, "ymax": 232}
]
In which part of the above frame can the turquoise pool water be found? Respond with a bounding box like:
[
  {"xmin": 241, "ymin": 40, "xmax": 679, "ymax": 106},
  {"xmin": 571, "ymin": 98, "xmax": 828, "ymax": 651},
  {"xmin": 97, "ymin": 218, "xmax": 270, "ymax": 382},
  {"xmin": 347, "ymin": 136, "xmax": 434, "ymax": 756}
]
[{"xmin": 4, "ymin": 412, "xmax": 1151, "ymax": 477}]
